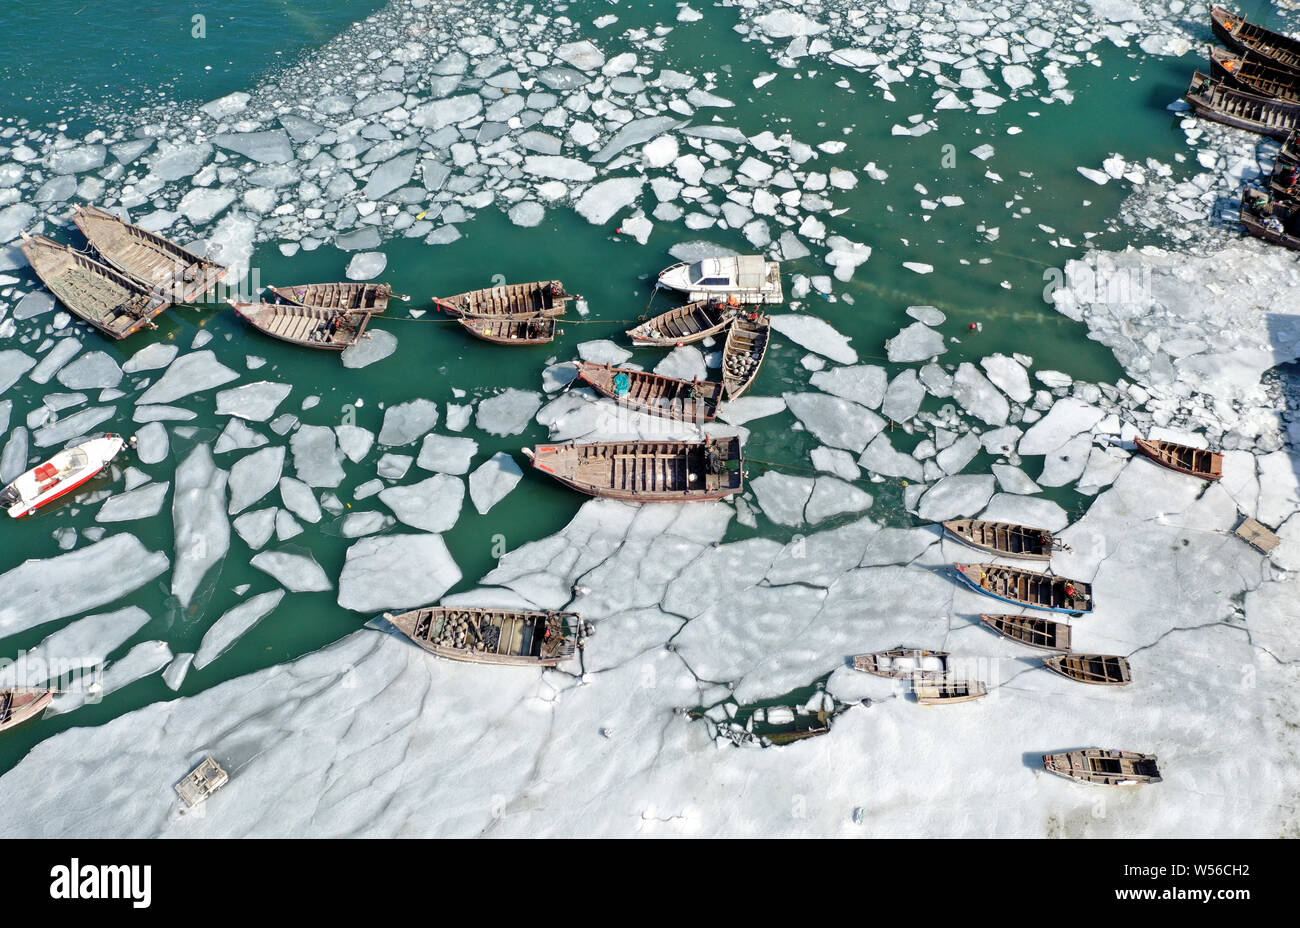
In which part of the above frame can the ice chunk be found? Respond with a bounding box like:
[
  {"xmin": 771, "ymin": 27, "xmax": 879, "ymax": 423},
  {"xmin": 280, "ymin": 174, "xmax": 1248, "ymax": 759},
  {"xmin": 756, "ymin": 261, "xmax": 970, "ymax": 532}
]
[
  {"xmin": 0, "ymin": 605, "xmax": 150, "ymax": 689},
  {"xmin": 215, "ymin": 381, "xmax": 291, "ymax": 421},
  {"xmin": 751, "ymin": 472, "xmax": 814, "ymax": 526},
  {"xmin": 806, "ymin": 477, "xmax": 872, "ymax": 524},
  {"xmin": 880, "ymin": 370, "xmax": 925, "ymax": 423},
  {"xmin": 416, "ymin": 433, "xmax": 478, "ymax": 475},
  {"xmin": 1038, "ymin": 434, "xmax": 1094, "ymax": 487},
  {"xmin": 951, "ymin": 363, "xmax": 1009, "ymax": 426},
  {"xmin": 213, "ymin": 130, "xmax": 293, "ymax": 164},
  {"xmin": 48, "ymin": 640, "xmax": 172, "ymax": 715},
  {"xmin": 290, "ymin": 425, "xmax": 345, "ymax": 487},
  {"xmin": 885, "ymin": 322, "xmax": 946, "ymax": 363},
  {"xmin": 337, "ymin": 534, "xmax": 462, "ymax": 612},
  {"xmin": 214, "ymin": 418, "xmax": 266, "ymax": 454},
  {"xmin": 341, "ymin": 511, "xmax": 393, "ymax": 537},
  {"xmin": 232, "ymin": 508, "xmax": 276, "ymax": 550},
  {"xmin": 121, "ymin": 343, "xmax": 177, "ymax": 374},
  {"xmin": 576, "ymin": 177, "xmax": 645, "ymax": 225},
  {"xmin": 936, "ymin": 432, "xmax": 981, "ymax": 475},
  {"xmin": 783, "ymin": 393, "xmax": 883, "ymax": 453},
  {"xmin": 172, "ymin": 445, "xmax": 230, "ymax": 607},
  {"xmin": 475, "ymin": 389, "xmax": 542, "ymax": 436},
  {"xmin": 250, "ymin": 550, "xmax": 332, "ymax": 592},
  {"xmin": 0, "ymin": 350, "xmax": 37, "ymax": 396},
  {"xmin": 193, "ymin": 590, "xmax": 284, "ymax": 670},
  {"xmin": 278, "ymin": 477, "xmax": 322, "ymax": 523},
  {"xmin": 33, "ymin": 406, "xmax": 116, "ymax": 447},
  {"xmin": 717, "ymin": 396, "xmax": 786, "ymax": 425},
  {"xmin": 523, "ymin": 156, "xmax": 596, "ymax": 181},
  {"xmin": 227, "ymin": 446, "xmax": 285, "ymax": 515},
  {"xmin": 335, "ymin": 425, "xmax": 374, "ymax": 463},
  {"xmin": 468, "ymin": 452, "xmax": 523, "ymax": 514},
  {"xmin": 916, "ymin": 475, "xmax": 996, "ymax": 521},
  {"xmin": 992, "ymin": 464, "xmax": 1041, "ymax": 495},
  {"xmin": 379, "ymin": 398, "xmax": 439, "ymax": 447},
  {"xmin": 55, "ymin": 352, "xmax": 122, "ymax": 390},
  {"xmin": 979, "ymin": 354, "xmax": 1032, "ymax": 403},
  {"xmin": 341, "ymin": 330, "xmax": 397, "ymax": 369},
  {"xmin": 380, "ymin": 475, "xmax": 465, "ymax": 532},
  {"xmin": 162, "ymin": 653, "xmax": 193, "ymax": 691},
  {"xmin": 858, "ymin": 433, "xmax": 924, "ymax": 481},
  {"xmin": 653, "ymin": 346, "xmax": 707, "ymax": 381},
  {"xmin": 97, "ymin": 482, "xmax": 169, "ymax": 523},
  {"xmin": 810, "ymin": 446, "xmax": 860, "ymax": 481},
  {"xmin": 0, "ymin": 534, "xmax": 168, "ymax": 638},
  {"xmin": 363, "ymin": 153, "xmax": 417, "ymax": 199},
  {"xmin": 578, "ymin": 340, "xmax": 633, "ymax": 365},
  {"xmin": 345, "ymin": 252, "xmax": 388, "ymax": 280},
  {"xmin": 29, "ymin": 339, "xmax": 81, "ymax": 384},
  {"xmin": 824, "ymin": 236, "xmax": 872, "ymax": 281},
  {"xmin": 809, "ymin": 365, "xmax": 887, "ymax": 409},
  {"xmin": 1018, "ymin": 398, "xmax": 1105, "ymax": 456},
  {"xmin": 769, "ymin": 315, "xmax": 857, "ymax": 364},
  {"xmin": 134, "ymin": 421, "xmax": 169, "ymax": 463},
  {"xmin": 979, "ymin": 493, "xmax": 1069, "ymax": 532},
  {"xmin": 137, "ymin": 351, "xmax": 237, "ymax": 406}
]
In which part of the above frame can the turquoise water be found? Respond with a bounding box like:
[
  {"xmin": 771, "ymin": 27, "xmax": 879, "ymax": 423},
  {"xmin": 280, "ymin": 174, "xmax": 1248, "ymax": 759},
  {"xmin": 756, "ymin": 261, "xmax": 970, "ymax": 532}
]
[{"xmin": 0, "ymin": 0, "xmax": 1272, "ymax": 773}]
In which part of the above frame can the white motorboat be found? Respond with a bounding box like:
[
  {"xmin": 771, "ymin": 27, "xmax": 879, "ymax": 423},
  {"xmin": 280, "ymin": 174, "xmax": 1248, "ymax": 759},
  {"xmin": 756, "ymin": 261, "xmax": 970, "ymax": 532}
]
[
  {"xmin": 656, "ymin": 255, "xmax": 783, "ymax": 304},
  {"xmin": 0, "ymin": 434, "xmax": 128, "ymax": 518}
]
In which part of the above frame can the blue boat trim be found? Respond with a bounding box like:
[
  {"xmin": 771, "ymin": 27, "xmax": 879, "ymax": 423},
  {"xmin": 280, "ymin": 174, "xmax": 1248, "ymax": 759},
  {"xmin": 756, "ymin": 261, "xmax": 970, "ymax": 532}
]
[{"xmin": 954, "ymin": 568, "xmax": 1093, "ymax": 615}]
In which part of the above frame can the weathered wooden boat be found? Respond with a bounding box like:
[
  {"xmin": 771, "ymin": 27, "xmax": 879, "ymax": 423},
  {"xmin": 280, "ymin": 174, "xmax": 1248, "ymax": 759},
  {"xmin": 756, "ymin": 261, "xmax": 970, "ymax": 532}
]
[
  {"xmin": 953, "ymin": 563, "xmax": 1093, "ymax": 615},
  {"xmin": 626, "ymin": 299, "xmax": 738, "ymax": 347},
  {"xmin": 657, "ymin": 255, "xmax": 783, "ymax": 304},
  {"xmin": 0, "ymin": 687, "xmax": 53, "ymax": 733},
  {"xmin": 175, "ymin": 757, "xmax": 229, "ymax": 808},
  {"xmin": 852, "ymin": 649, "xmax": 948, "ymax": 678},
  {"xmin": 20, "ymin": 233, "xmax": 171, "ymax": 339},
  {"xmin": 1240, "ymin": 185, "xmax": 1300, "ymax": 250},
  {"xmin": 73, "ymin": 205, "xmax": 226, "ymax": 302},
  {"xmin": 1043, "ymin": 748, "xmax": 1161, "ymax": 785},
  {"xmin": 268, "ymin": 282, "xmax": 404, "ymax": 311},
  {"xmin": 384, "ymin": 606, "xmax": 581, "ymax": 667},
  {"xmin": 721, "ymin": 311, "xmax": 770, "ymax": 400},
  {"xmin": 229, "ymin": 300, "xmax": 380, "ymax": 350},
  {"xmin": 1212, "ymin": 6, "xmax": 1300, "ymax": 72},
  {"xmin": 942, "ymin": 518, "xmax": 1065, "ymax": 561},
  {"xmin": 980, "ymin": 614, "xmax": 1072, "ymax": 652},
  {"xmin": 0, "ymin": 434, "xmax": 127, "ymax": 518},
  {"xmin": 1269, "ymin": 150, "xmax": 1300, "ymax": 200},
  {"xmin": 432, "ymin": 280, "xmax": 572, "ymax": 318},
  {"xmin": 913, "ymin": 679, "xmax": 988, "ymax": 705},
  {"xmin": 1043, "ymin": 654, "xmax": 1132, "ymax": 686},
  {"xmin": 1134, "ymin": 437, "xmax": 1224, "ymax": 480},
  {"xmin": 522, "ymin": 436, "xmax": 743, "ymax": 502},
  {"xmin": 458, "ymin": 315, "xmax": 556, "ymax": 345},
  {"xmin": 574, "ymin": 361, "xmax": 723, "ymax": 422},
  {"xmin": 1210, "ymin": 47, "xmax": 1300, "ymax": 103},
  {"xmin": 1185, "ymin": 71, "xmax": 1300, "ymax": 139}
]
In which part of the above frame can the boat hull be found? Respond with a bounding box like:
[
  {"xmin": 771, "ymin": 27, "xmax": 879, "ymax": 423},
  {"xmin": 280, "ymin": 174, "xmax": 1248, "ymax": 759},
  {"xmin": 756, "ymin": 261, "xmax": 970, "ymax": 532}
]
[
  {"xmin": 953, "ymin": 563, "xmax": 1093, "ymax": 615},
  {"xmin": 0, "ymin": 688, "xmax": 53, "ymax": 732},
  {"xmin": 2, "ymin": 434, "xmax": 127, "ymax": 518}
]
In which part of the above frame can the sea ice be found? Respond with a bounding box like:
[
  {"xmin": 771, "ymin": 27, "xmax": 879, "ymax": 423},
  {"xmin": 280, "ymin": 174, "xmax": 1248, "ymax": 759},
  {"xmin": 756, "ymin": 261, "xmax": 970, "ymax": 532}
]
[
  {"xmin": 337, "ymin": 534, "xmax": 462, "ymax": 612},
  {"xmin": 172, "ymin": 445, "xmax": 230, "ymax": 607},
  {"xmin": 97, "ymin": 482, "xmax": 170, "ymax": 523},
  {"xmin": 468, "ymin": 452, "xmax": 524, "ymax": 514},
  {"xmin": 379, "ymin": 475, "xmax": 464, "ymax": 533},
  {"xmin": 346, "ymin": 252, "xmax": 388, "ymax": 280},
  {"xmin": 215, "ymin": 381, "xmax": 291, "ymax": 422},
  {"xmin": 341, "ymin": 330, "xmax": 398, "ymax": 369},
  {"xmin": 783, "ymin": 393, "xmax": 883, "ymax": 453},
  {"xmin": 951, "ymin": 363, "xmax": 1010, "ymax": 426},
  {"xmin": 290, "ymin": 426, "xmax": 345, "ymax": 487},
  {"xmin": 278, "ymin": 477, "xmax": 322, "ymax": 523},
  {"xmin": 885, "ymin": 322, "xmax": 946, "ymax": 363},
  {"xmin": 250, "ymin": 550, "xmax": 332, "ymax": 593},
  {"xmin": 769, "ymin": 315, "xmax": 857, "ymax": 364},
  {"xmin": 416, "ymin": 433, "xmax": 478, "ymax": 475},
  {"xmin": 193, "ymin": 591, "xmax": 285, "ymax": 670},
  {"xmin": 475, "ymin": 389, "xmax": 542, "ymax": 436},
  {"xmin": 378, "ymin": 398, "xmax": 439, "ymax": 447},
  {"xmin": 137, "ymin": 351, "xmax": 237, "ymax": 406},
  {"xmin": 916, "ymin": 475, "xmax": 996, "ymax": 522}
]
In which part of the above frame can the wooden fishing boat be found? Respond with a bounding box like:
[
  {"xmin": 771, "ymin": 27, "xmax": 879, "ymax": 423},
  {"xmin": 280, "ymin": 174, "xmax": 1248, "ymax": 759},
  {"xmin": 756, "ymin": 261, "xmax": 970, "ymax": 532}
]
[
  {"xmin": 0, "ymin": 434, "xmax": 127, "ymax": 518},
  {"xmin": 913, "ymin": 679, "xmax": 987, "ymax": 705},
  {"xmin": 1185, "ymin": 71, "xmax": 1300, "ymax": 139},
  {"xmin": 0, "ymin": 687, "xmax": 53, "ymax": 732},
  {"xmin": 1212, "ymin": 6, "xmax": 1300, "ymax": 72},
  {"xmin": 574, "ymin": 361, "xmax": 722, "ymax": 422},
  {"xmin": 1043, "ymin": 654, "xmax": 1132, "ymax": 686},
  {"xmin": 521, "ymin": 436, "xmax": 743, "ymax": 502},
  {"xmin": 657, "ymin": 255, "xmax": 783, "ymax": 304},
  {"xmin": 721, "ymin": 311, "xmax": 770, "ymax": 400},
  {"xmin": 942, "ymin": 518, "xmax": 1064, "ymax": 561},
  {"xmin": 1210, "ymin": 47, "xmax": 1300, "ymax": 103},
  {"xmin": 268, "ymin": 282, "xmax": 404, "ymax": 311},
  {"xmin": 432, "ymin": 280, "xmax": 572, "ymax": 318},
  {"xmin": 1240, "ymin": 185, "xmax": 1300, "ymax": 250},
  {"xmin": 626, "ymin": 299, "xmax": 738, "ymax": 347},
  {"xmin": 953, "ymin": 563, "xmax": 1093, "ymax": 615},
  {"xmin": 1043, "ymin": 748, "xmax": 1161, "ymax": 786},
  {"xmin": 458, "ymin": 315, "xmax": 556, "ymax": 345},
  {"xmin": 229, "ymin": 300, "xmax": 380, "ymax": 350},
  {"xmin": 73, "ymin": 205, "xmax": 226, "ymax": 303},
  {"xmin": 1134, "ymin": 437, "xmax": 1224, "ymax": 480},
  {"xmin": 852, "ymin": 649, "xmax": 948, "ymax": 678},
  {"xmin": 1269, "ymin": 150, "xmax": 1300, "ymax": 201},
  {"xmin": 980, "ymin": 614, "xmax": 1072, "ymax": 652},
  {"xmin": 384, "ymin": 606, "xmax": 581, "ymax": 667},
  {"xmin": 20, "ymin": 233, "xmax": 171, "ymax": 339}
]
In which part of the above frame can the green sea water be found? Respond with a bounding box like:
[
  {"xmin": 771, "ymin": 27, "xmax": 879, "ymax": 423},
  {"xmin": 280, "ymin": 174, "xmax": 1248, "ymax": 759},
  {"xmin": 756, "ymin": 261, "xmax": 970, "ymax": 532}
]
[{"xmin": 0, "ymin": 0, "xmax": 1283, "ymax": 774}]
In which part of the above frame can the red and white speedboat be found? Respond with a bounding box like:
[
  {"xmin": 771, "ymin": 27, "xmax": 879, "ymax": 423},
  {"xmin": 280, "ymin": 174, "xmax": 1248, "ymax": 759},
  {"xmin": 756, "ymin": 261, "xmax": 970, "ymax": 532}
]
[
  {"xmin": 0, "ymin": 687, "xmax": 54, "ymax": 732},
  {"xmin": 0, "ymin": 434, "xmax": 128, "ymax": 518}
]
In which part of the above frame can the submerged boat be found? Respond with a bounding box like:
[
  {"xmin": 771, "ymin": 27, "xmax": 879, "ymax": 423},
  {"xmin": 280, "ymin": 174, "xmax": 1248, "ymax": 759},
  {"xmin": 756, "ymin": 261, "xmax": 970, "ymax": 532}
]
[
  {"xmin": 954, "ymin": 563, "xmax": 1093, "ymax": 615},
  {"xmin": 1134, "ymin": 437, "xmax": 1224, "ymax": 480},
  {"xmin": 21, "ymin": 233, "xmax": 171, "ymax": 339},
  {"xmin": 1043, "ymin": 748, "xmax": 1161, "ymax": 785},
  {"xmin": 73, "ymin": 205, "xmax": 226, "ymax": 302},
  {"xmin": 913, "ymin": 679, "xmax": 987, "ymax": 705},
  {"xmin": 574, "ymin": 361, "xmax": 723, "ymax": 422},
  {"xmin": 1210, "ymin": 47, "xmax": 1300, "ymax": 103},
  {"xmin": 1212, "ymin": 6, "xmax": 1300, "ymax": 72},
  {"xmin": 942, "ymin": 518, "xmax": 1064, "ymax": 561},
  {"xmin": 0, "ymin": 688, "xmax": 54, "ymax": 733},
  {"xmin": 432, "ymin": 280, "xmax": 572, "ymax": 318},
  {"xmin": 0, "ymin": 434, "xmax": 127, "ymax": 518},
  {"xmin": 657, "ymin": 255, "xmax": 783, "ymax": 304},
  {"xmin": 522, "ymin": 436, "xmax": 743, "ymax": 502},
  {"xmin": 230, "ymin": 300, "xmax": 380, "ymax": 350},
  {"xmin": 1043, "ymin": 654, "xmax": 1132, "ymax": 686},
  {"xmin": 980, "ymin": 614, "xmax": 1072, "ymax": 652},
  {"xmin": 268, "ymin": 282, "xmax": 404, "ymax": 312},
  {"xmin": 852, "ymin": 649, "xmax": 948, "ymax": 678},
  {"xmin": 1185, "ymin": 71, "xmax": 1300, "ymax": 139},
  {"xmin": 458, "ymin": 315, "xmax": 556, "ymax": 345},
  {"xmin": 626, "ymin": 299, "xmax": 738, "ymax": 347},
  {"xmin": 721, "ymin": 311, "xmax": 770, "ymax": 400},
  {"xmin": 385, "ymin": 606, "xmax": 582, "ymax": 667},
  {"xmin": 1241, "ymin": 184, "xmax": 1300, "ymax": 250}
]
